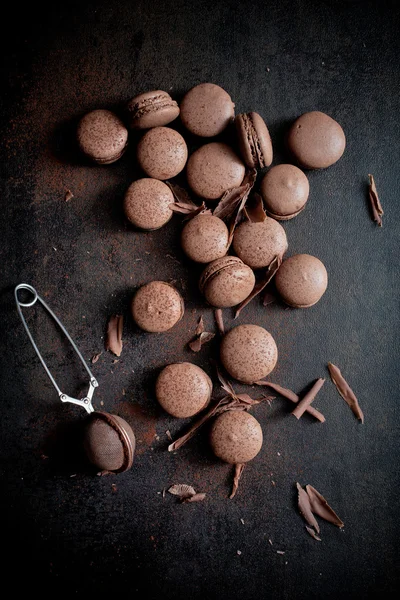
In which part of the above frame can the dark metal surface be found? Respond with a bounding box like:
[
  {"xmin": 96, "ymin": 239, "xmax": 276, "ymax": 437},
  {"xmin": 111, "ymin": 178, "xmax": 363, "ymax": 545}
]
[{"xmin": 1, "ymin": 1, "xmax": 399, "ymax": 597}]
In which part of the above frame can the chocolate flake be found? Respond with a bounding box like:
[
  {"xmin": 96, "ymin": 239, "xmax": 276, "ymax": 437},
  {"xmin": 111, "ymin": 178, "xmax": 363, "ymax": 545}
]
[
  {"xmin": 183, "ymin": 493, "xmax": 206, "ymax": 503},
  {"xmin": 292, "ymin": 378, "xmax": 325, "ymax": 420},
  {"xmin": 230, "ymin": 463, "xmax": 245, "ymax": 499},
  {"xmin": 64, "ymin": 189, "xmax": 74, "ymax": 202},
  {"xmin": 188, "ymin": 316, "xmax": 215, "ymax": 352},
  {"xmin": 168, "ymin": 398, "xmax": 229, "ymax": 451},
  {"xmin": 305, "ymin": 526, "xmax": 322, "ymax": 541},
  {"xmin": 368, "ymin": 174, "xmax": 383, "ymax": 227},
  {"xmin": 276, "ymin": 551, "xmax": 285, "ymax": 555},
  {"xmin": 235, "ymin": 255, "xmax": 281, "ymax": 318},
  {"xmin": 214, "ymin": 308, "xmax": 225, "ymax": 335},
  {"xmin": 255, "ymin": 380, "xmax": 326, "ymax": 423},
  {"xmin": 165, "ymin": 430, "xmax": 172, "ymax": 441},
  {"xmin": 262, "ymin": 291, "xmax": 276, "ymax": 306},
  {"xmin": 296, "ymin": 482, "xmax": 320, "ymax": 533},
  {"xmin": 168, "ymin": 484, "xmax": 196, "ymax": 499},
  {"xmin": 327, "ymin": 362, "xmax": 364, "ymax": 423},
  {"xmin": 167, "ymin": 182, "xmax": 210, "ymax": 218},
  {"xmin": 306, "ymin": 484, "xmax": 344, "ymax": 528},
  {"xmin": 243, "ymin": 192, "xmax": 267, "ymax": 223},
  {"xmin": 111, "ymin": 483, "xmax": 117, "ymax": 493},
  {"xmin": 91, "ymin": 352, "xmax": 102, "ymax": 363},
  {"xmin": 105, "ymin": 315, "xmax": 123, "ymax": 357}
]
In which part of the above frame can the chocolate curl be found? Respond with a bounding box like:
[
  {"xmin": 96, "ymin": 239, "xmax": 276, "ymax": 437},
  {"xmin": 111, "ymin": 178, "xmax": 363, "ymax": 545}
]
[
  {"xmin": 230, "ymin": 463, "xmax": 245, "ymax": 499},
  {"xmin": 188, "ymin": 316, "xmax": 215, "ymax": 352},
  {"xmin": 292, "ymin": 378, "xmax": 325, "ymax": 420},
  {"xmin": 306, "ymin": 484, "xmax": 344, "ymax": 528},
  {"xmin": 214, "ymin": 308, "xmax": 225, "ymax": 335},
  {"xmin": 327, "ymin": 362, "xmax": 364, "ymax": 423},
  {"xmin": 167, "ymin": 181, "xmax": 211, "ymax": 218},
  {"xmin": 234, "ymin": 255, "xmax": 281, "ymax": 319},
  {"xmin": 243, "ymin": 192, "xmax": 267, "ymax": 223},
  {"xmin": 296, "ymin": 482, "xmax": 320, "ymax": 533},
  {"xmin": 305, "ymin": 526, "xmax": 322, "ymax": 541},
  {"xmin": 255, "ymin": 380, "xmax": 326, "ymax": 423},
  {"xmin": 368, "ymin": 174, "xmax": 383, "ymax": 227},
  {"xmin": 105, "ymin": 315, "xmax": 123, "ymax": 357}
]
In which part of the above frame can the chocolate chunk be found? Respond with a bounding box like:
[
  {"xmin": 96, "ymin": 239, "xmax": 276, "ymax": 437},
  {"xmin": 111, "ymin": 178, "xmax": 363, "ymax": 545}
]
[
  {"xmin": 292, "ymin": 378, "xmax": 325, "ymax": 420},
  {"xmin": 105, "ymin": 315, "xmax": 123, "ymax": 357},
  {"xmin": 230, "ymin": 463, "xmax": 245, "ymax": 499},
  {"xmin": 234, "ymin": 255, "xmax": 281, "ymax": 318},
  {"xmin": 306, "ymin": 484, "xmax": 344, "ymax": 528},
  {"xmin": 327, "ymin": 362, "xmax": 364, "ymax": 423},
  {"xmin": 368, "ymin": 174, "xmax": 383, "ymax": 227},
  {"xmin": 296, "ymin": 482, "xmax": 320, "ymax": 533}
]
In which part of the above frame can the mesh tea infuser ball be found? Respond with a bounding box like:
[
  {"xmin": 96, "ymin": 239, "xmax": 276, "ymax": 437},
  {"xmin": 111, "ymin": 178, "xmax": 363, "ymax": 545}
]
[{"xmin": 15, "ymin": 284, "xmax": 135, "ymax": 474}]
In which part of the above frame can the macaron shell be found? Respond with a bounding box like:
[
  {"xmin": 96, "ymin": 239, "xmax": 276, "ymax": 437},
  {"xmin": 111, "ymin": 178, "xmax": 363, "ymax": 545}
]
[
  {"xmin": 137, "ymin": 127, "xmax": 188, "ymax": 180},
  {"xmin": 181, "ymin": 214, "xmax": 229, "ymax": 263},
  {"xmin": 180, "ymin": 83, "xmax": 235, "ymax": 137},
  {"xmin": 83, "ymin": 412, "xmax": 135, "ymax": 473},
  {"xmin": 186, "ymin": 142, "xmax": 246, "ymax": 200},
  {"xmin": 124, "ymin": 178, "xmax": 174, "ymax": 230},
  {"xmin": 200, "ymin": 257, "xmax": 255, "ymax": 308},
  {"xmin": 287, "ymin": 111, "xmax": 346, "ymax": 169},
  {"xmin": 275, "ymin": 254, "xmax": 328, "ymax": 308},
  {"xmin": 236, "ymin": 112, "xmax": 273, "ymax": 168},
  {"xmin": 220, "ymin": 324, "xmax": 278, "ymax": 384},
  {"xmin": 260, "ymin": 164, "xmax": 309, "ymax": 220},
  {"xmin": 127, "ymin": 90, "xmax": 180, "ymax": 129},
  {"xmin": 232, "ymin": 218, "xmax": 288, "ymax": 269},
  {"xmin": 77, "ymin": 109, "xmax": 128, "ymax": 164},
  {"xmin": 209, "ymin": 411, "xmax": 263, "ymax": 464},
  {"xmin": 156, "ymin": 363, "xmax": 212, "ymax": 418},
  {"xmin": 131, "ymin": 281, "xmax": 184, "ymax": 332}
]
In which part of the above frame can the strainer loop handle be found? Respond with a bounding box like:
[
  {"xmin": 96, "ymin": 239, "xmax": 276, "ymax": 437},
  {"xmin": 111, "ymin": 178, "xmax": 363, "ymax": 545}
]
[{"xmin": 15, "ymin": 283, "xmax": 97, "ymax": 414}]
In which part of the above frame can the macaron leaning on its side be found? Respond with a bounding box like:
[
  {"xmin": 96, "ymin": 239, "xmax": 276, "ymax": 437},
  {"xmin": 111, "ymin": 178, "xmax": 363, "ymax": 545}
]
[
  {"xmin": 124, "ymin": 178, "xmax": 174, "ymax": 230},
  {"xmin": 199, "ymin": 256, "xmax": 255, "ymax": 308},
  {"xmin": 131, "ymin": 281, "xmax": 184, "ymax": 332},
  {"xmin": 77, "ymin": 109, "xmax": 128, "ymax": 164},
  {"xmin": 275, "ymin": 254, "xmax": 328, "ymax": 308},
  {"xmin": 127, "ymin": 90, "xmax": 180, "ymax": 129},
  {"xmin": 180, "ymin": 83, "xmax": 235, "ymax": 137},
  {"xmin": 260, "ymin": 164, "xmax": 309, "ymax": 220},
  {"xmin": 235, "ymin": 112, "xmax": 273, "ymax": 168},
  {"xmin": 156, "ymin": 363, "xmax": 212, "ymax": 418}
]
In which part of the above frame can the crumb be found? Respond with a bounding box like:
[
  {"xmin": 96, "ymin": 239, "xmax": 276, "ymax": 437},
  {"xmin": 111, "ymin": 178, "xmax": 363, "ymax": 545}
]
[
  {"xmin": 65, "ymin": 189, "xmax": 74, "ymax": 202},
  {"xmin": 277, "ymin": 551, "xmax": 285, "ymax": 555},
  {"xmin": 70, "ymin": 474, "xmax": 77, "ymax": 478},
  {"xmin": 237, "ymin": 550, "xmax": 242, "ymax": 556},
  {"xmin": 268, "ymin": 539, "xmax": 273, "ymax": 546},
  {"xmin": 111, "ymin": 483, "xmax": 117, "ymax": 493},
  {"xmin": 100, "ymin": 400, "xmax": 104, "ymax": 406},
  {"xmin": 240, "ymin": 518, "xmax": 245, "ymax": 525},
  {"xmin": 277, "ymin": 452, "xmax": 281, "ymax": 456}
]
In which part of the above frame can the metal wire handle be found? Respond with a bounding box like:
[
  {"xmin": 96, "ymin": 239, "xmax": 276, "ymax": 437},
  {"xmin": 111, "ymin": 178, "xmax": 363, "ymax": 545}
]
[{"xmin": 15, "ymin": 283, "xmax": 97, "ymax": 414}]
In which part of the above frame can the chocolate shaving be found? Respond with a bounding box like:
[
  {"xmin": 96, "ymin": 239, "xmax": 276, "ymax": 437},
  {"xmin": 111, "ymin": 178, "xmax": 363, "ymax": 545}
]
[
  {"xmin": 166, "ymin": 182, "xmax": 197, "ymax": 207},
  {"xmin": 183, "ymin": 493, "xmax": 206, "ymax": 503},
  {"xmin": 235, "ymin": 255, "xmax": 281, "ymax": 318},
  {"xmin": 262, "ymin": 291, "xmax": 276, "ymax": 306},
  {"xmin": 296, "ymin": 482, "xmax": 320, "ymax": 533},
  {"xmin": 105, "ymin": 315, "xmax": 123, "ymax": 357},
  {"xmin": 292, "ymin": 378, "xmax": 325, "ymax": 420},
  {"xmin": 64, "ymin": 189, "xmax": 74, "ymax": 202},
  {"xmin": 327, "ymin": 362, "xmax": 364, "ymax": 423},
  {"xmin": 214, "ymin": 308, "xmax": 225, "ymax": 335},
  {"xmin": 305, "ymin": 526, "xmax": 322, "ymax": 541},
  {"xmin": 243, "ymin": 192, "xmax": 267, "ymax": 223},
  {"xmin": 188, "ymin": 316, "xmax": 215, "ymax": 351},
  {"xmin": 91, "ymin": 352, "xmax": 102, "ymax": 364},
  {"xmin": 167, "ymin": 181, "xmax": 210, "ymax": 218},
  {"xmin": 255, "ymin": 380, "xmax": 325, "ymax": 423},
  {"xmin": 168, "ymin": 484, "xmax": 196, "ymax": 499},
  {"xmin": 306, "ymin": 484, "xmax": 344, "ymax": 528},
  {"xmin": 230, "ymin": 463, "xmax": 245, "ymax": 499},
  {"xmin": 368, "ymin": 174, "xmax": 383, "ymax": 227}
]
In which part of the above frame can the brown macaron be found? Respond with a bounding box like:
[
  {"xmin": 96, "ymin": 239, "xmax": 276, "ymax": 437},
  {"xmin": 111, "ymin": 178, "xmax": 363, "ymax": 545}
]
[
  {"xmin": 83, "ymin": 412, "xmax": 135, "ymax": 473},
  {"xmin": 124, "ymin": 178, "xmax": 174, "ymax": 230},
  {"xmin": 260, "ymin": 164, "xmax": 309, "ymax": 220},
  {"xmin": 77, "ymin": 109, "xmax": 128, "ymax": 164},
  {"xmin": 275, "ymin": 254, "xmax": 328, "ymax": 308},
  {"xmin": 232, "ymin": 217, "xmax": 288, "ymax": 269},
  {"xmin": 127, "ymin": 90, "xmax": 180, "ymax": 129},
  {"xmin": 287, "ymin": 111, "xmax": 346, "ymax": 169},
  {"xmin": 181, "ymin": 214, "xmax": 229, "ymax": 263},
  {"xmin": 209, "ymin": 411, "xmax": 263, "ymax": 464},
  {"xmin": 180, "ymin": 83, "xmax": 235, "ymax": 137},
  {"xmin": 156, "ymin": 362, "xmax": 212, "ymax": 418},
  {"xmin": 235, "ymin": 112, "xmax": 273, "ymax": 168},
  {"xmin": 186, "ymin": 142, "xmax": 246, "ymax": 200},
  {"xmin": 199, "ymin": 256, "xmax": 255, "ymax": 308},
  {"xmin": 131, "ymin": 281, "xmax": 184, "ymax": 332},
  {"xmin": 137, "ymin": 126, "xmax": 188, "ymax": 180},
  {"xmin": 220, "ymin": 324, "xmax": 278, "ymax": 384}
]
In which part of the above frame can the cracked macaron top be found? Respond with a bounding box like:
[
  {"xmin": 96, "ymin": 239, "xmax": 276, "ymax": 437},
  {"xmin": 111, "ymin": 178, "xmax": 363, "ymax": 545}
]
[
  {"xmin": 199, "ymin": 256, "xmax": 255, "ymax": 308},
  {"xmin": 156, "ymin": 362, "xmax": 212, "ymax": 418},
  {"xmin": 127, "ymin": 90, "xmax": 180, "ymax": 129},
  {"xmin": 235, "ymin": 112, "xmax": 273, "ymax": 169},
  {"xmin": 131, "ymin": 281, "xmax": 184, "ymax": 332},
  {"xmin": 77, "ymin": 109, "xmax": 128, "ymax": 164}
]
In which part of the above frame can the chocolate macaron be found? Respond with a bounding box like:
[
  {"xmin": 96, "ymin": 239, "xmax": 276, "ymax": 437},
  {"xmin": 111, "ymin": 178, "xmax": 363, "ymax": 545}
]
[
  {"xmin": 156, "ymin": 362, "xmax": 212, "ymax": 418},
  {"xmin": 124, "ymin": 178, "xmax": 174, "ymax": 230},
  {"xmin": 220, "ymin": 324, "xmax": 278, "ymax": 384},
  {"xmin": 127, "ymin": 90, "xmax": 180, "ymax": 129},
  {"xmin": 180, "ymin": 83, "xmax": 235, "ymax": 137},
  {"xmin": 199, "ymin": 256, "xmax": 255, "ymax": 308},
  {"xmin": 260, "ymin": 164, "xmax": 309, "ymax": 220},
  {"xmin": 287, "ymin": 111, "xmax": 346, "ymax": 169},
  {"xmin": 186, "ymin": 142, "xmax": 245, "ymax": 200},
  {"xmin": 235, "ymin": 112, "xmax": 273, "ymax": 168},
  {"xmin": 77, "ymin": 109, "xmax": 128, "ymax": 164},
  {"xmin": 232, "ymin": 217, "xmax": 288, "ymax": 269},
  {"xmin": 83, "ymin": 412, "xmax": 135, "ymax": 473},
  {"xmin": 132, "ymin": 281, "xmax": 184, "ymax": 332},
  {"xmin": 137, "ymin": 126, "xmax": 188, "ymax": 180},
  {"xmin": 181, "ymin": 214, "xmax": 229, "ymax": 263},
  {"xmin": 275, "ymin": 254, "xmax": 328, "ymax": 308},
  {"xmin": 210, "ymin": 411, "xmax": 263, "ymax": 464}
]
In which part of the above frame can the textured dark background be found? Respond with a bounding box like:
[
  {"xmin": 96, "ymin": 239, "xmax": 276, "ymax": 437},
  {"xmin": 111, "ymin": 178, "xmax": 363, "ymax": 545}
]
[{"xmin": 1, "ymin": 0, "xmax": 399, "ymax": 598}]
